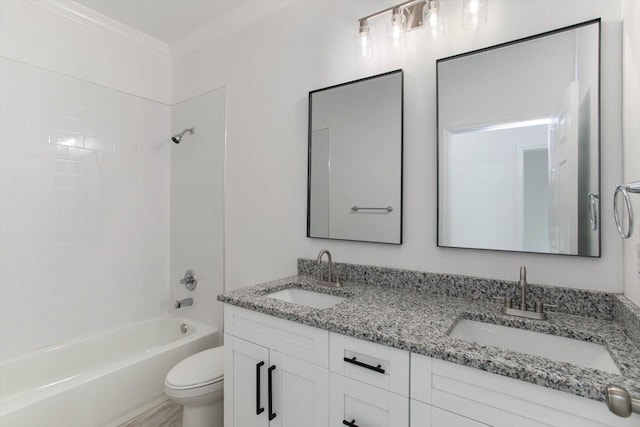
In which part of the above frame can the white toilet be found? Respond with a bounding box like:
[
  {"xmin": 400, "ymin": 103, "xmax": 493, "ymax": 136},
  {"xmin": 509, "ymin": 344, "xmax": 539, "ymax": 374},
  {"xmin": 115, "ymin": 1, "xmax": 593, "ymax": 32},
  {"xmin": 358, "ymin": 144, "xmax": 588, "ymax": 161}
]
[{"xmin": 164, "ymin": 346, "xmax": 224, "ymax": 427}]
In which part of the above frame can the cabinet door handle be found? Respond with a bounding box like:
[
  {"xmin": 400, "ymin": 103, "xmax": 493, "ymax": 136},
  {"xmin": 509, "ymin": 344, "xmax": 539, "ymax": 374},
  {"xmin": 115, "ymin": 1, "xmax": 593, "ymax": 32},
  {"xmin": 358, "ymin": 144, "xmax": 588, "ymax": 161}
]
[
  {"xmin": 256, "ymin": 361, "xmax": 264, "ymax": 414},
  {"xmin": 343, "ymin": 356, "xmax": 385, "ymax": 374},
  {"xmin": 343, "ymin": 419, "xmax": 360, "ymax": 427},
  {"xmin": 268, "ymin": 365, "xmax": 276, "ymax": 420}
]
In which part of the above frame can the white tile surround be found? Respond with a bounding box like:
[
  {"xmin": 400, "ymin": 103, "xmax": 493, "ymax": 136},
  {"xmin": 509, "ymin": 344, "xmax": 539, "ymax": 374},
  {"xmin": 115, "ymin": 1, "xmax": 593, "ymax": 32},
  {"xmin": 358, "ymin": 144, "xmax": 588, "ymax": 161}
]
[
  {"xmin": 0, "ymin": 57, "xmax": 171, "ymax": 360},
  {"xmin": 170, "ymin": 88, "xmax": 225, "ymax": 337}
]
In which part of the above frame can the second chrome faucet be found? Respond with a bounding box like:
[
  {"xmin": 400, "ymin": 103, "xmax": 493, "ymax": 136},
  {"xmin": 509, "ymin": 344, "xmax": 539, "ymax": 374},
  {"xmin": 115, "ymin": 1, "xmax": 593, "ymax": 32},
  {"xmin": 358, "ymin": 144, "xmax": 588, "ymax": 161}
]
[
  {"xmin": 316, "ymin": 249, "xmax": 341, "ymax": 288},
  {"xmin": 495, "ymin": 266, "xmax": 555, "ymax": 321}
]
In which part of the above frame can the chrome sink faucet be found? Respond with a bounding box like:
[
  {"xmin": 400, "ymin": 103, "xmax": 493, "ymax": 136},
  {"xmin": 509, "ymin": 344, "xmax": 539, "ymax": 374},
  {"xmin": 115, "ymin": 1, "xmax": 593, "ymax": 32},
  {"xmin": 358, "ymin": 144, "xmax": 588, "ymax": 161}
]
[
  {"xmin": 494, "ymin": 266, "xmax": 555, "ymax": 320},
  {"xmin": 518, "ymin": 265, "xmax": 528, "ymax": 310},
  {"xmin": 316, "ymin": 249, "xmax": 341, "ymax": 288}
]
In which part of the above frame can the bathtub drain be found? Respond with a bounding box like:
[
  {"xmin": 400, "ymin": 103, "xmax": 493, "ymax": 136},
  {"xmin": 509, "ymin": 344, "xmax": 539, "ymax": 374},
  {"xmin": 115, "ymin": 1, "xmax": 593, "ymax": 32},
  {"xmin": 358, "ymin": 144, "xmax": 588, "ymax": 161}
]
[{"xmin": 180, "ymin": 323, "xmax": 188, "ymax": 334}]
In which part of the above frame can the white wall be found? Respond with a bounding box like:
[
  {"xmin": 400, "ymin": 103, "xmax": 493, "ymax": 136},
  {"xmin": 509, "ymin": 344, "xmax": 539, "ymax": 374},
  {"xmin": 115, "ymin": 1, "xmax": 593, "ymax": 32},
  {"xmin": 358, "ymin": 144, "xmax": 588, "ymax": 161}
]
[
  {"xmin": 174, "ymin": 0, "xmax": 624, "ymax": 292},
  {"xmin": 170, "ymin": 88, "xmax": 226, "ymax": 339},
  {"xmin": 0, "ymin": 2, "xmax": 171, "ymax": 360},
  {"xmin": 622, "ymin": 0, "xmax": 640, "ymax": 304},
  {"xmin": 0, "ymin": 0, "xmax": 172, "ymax": 104}
]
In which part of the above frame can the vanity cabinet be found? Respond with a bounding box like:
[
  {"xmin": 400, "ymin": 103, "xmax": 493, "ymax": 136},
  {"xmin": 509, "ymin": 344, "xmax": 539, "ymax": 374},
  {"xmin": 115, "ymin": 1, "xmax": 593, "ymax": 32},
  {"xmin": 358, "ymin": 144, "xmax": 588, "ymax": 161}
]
[
  {"xmin": 410, "ymin": 353, "xmax": 639, "ymax": 427},
  {"xmin": 223, "ymin": 304, "xmax": 637, "ymax": 427},
  {"xmin": 224, "ymin": 306, "xmax": 329, "ymax": 427}
]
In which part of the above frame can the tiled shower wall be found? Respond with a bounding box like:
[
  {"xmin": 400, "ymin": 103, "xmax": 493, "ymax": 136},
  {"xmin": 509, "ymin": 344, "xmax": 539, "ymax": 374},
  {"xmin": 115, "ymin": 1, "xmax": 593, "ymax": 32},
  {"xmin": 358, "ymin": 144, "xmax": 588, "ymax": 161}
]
[{"xmin": 0, "ymin": 57, "xmax": 171, "ymax": 360}]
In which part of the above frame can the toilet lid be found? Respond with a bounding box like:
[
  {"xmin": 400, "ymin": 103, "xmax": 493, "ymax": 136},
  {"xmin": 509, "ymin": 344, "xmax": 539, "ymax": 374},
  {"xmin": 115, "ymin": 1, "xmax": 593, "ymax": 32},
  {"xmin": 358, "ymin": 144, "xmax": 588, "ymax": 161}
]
[{"xmin": 166, "ymin": 346, "xmax": 224, "ymax": 389}]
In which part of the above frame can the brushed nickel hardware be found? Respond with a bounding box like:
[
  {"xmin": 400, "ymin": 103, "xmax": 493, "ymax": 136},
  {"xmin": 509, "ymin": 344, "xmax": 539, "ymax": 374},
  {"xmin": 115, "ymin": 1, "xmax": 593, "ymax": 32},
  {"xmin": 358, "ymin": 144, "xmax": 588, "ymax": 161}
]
[
  {"xmin": 180, "ymin": 270, "xmax": 197, "ymax": 291},
  {"xmin": 614, "ymin": 181, "xmax": 640, "ymax": 239},
  {"xmin": 316, "ymin": 249, "xmax": 342, "ymax": 288},
  {"xmin": 518, "ymin": 266, "xmax": 528, "ymax": 310},
  {"xmin": 350, "ymin": 205, "xmax": 393, "ymax": 212},
  {"xmin": 180, "ymin": 323, "xmax": 188, "ymax": 334},
  {"xmin": 605, "ymin": 384, "xmax": 640, "ymax": 417},
  {"xmin": 175, "ymin": 297, "xmax": 193, "ymax": 309},
  {"xmin": 494, "ymin": 266, "xmax": 553, "ymax": 320}
]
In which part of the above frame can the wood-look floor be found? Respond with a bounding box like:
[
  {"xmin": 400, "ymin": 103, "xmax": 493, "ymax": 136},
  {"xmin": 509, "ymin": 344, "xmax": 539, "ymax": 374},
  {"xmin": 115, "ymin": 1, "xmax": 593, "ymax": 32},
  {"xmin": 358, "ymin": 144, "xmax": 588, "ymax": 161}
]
[{"xmin": 118, "ymin": 399, "xmax": 182, "ymax": 427}]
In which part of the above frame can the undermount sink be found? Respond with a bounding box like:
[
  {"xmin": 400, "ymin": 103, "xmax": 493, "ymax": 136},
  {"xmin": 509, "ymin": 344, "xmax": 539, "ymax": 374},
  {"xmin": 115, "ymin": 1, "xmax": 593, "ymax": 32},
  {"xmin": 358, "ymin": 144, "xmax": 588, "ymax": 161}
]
[
  {"xmin": 449, "ymin": 319, "xmax": 621, "ymax": 375},
  {"xmin": 267, "ymin": 288, "xmax": 346, "ymax": 309}
]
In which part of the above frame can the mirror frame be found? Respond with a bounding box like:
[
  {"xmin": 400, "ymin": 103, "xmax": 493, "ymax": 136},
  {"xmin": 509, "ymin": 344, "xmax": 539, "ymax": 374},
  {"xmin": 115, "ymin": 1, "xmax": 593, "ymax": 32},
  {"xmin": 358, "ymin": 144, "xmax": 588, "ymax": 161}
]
[
  {"xmin": 436, "ymin": 19, "xmax": 601, "ymax": 257},
  {"xmin": 306, "ymin": 70, "xmax": 404, "ymax": 244}
]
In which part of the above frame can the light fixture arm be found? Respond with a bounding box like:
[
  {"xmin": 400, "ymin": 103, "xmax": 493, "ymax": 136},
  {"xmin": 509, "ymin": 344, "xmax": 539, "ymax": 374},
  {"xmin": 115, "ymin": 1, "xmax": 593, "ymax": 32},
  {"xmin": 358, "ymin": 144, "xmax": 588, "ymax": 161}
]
[{"xmin": 359, "ymin": 0, "xmax": 424, "ymax": 22}]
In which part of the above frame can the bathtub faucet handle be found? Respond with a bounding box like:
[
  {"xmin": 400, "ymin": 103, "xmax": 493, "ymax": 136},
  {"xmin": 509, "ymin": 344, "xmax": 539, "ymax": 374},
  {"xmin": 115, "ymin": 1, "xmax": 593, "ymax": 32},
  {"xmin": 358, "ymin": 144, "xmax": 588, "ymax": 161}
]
[{"xmin": 175, "ymin": 298, "xmax": 193, "ymax": 309}]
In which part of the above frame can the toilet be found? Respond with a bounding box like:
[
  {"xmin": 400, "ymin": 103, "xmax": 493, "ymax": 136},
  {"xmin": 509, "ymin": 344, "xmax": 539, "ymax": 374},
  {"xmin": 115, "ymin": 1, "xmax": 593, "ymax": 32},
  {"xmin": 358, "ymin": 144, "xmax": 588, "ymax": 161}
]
[{"xmin": 164, "ymin": 346, "xmax": 224, "ymax": 427}]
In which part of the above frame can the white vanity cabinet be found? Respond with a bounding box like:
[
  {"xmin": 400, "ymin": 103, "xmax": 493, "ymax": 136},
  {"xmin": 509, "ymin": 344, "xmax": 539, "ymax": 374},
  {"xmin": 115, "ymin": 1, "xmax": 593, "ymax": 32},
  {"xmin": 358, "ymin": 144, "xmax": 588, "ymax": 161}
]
[
  {"xmin": 223, "ymin": 304, "xmax": 638, "ymax": 427},
  {"xmin": 224, "ymin": 306, "xmax": 329, "ymax": 427},
  {"xmin": 410, "ymin": 353, "xmax": 640, "ymax": 427}
]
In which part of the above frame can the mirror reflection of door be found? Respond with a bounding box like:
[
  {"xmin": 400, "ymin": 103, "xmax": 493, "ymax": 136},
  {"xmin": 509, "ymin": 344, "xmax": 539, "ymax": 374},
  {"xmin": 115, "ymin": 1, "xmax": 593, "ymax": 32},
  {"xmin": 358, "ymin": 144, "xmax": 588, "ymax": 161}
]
[
  {"xmin": 445, "ymin": 121, "xmax": 550, "ymax": 252},
  {"xmin": 437, "ymin": 19, "xmax": 600, "ymax": 256}
]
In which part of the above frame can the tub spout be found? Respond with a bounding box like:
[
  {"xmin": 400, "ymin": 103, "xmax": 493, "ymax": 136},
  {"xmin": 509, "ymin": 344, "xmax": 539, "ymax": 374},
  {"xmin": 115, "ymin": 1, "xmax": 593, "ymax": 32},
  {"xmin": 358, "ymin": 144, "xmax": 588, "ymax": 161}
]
[{"xmin": 175, "ymin": 298, "xmax": 193, "ymax": 309}]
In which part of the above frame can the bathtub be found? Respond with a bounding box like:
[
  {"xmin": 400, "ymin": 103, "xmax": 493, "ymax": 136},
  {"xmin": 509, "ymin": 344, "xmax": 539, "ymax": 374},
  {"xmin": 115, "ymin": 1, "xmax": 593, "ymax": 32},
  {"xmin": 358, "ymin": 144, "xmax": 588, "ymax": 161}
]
[{"xmin": 0, "ymin": 316, "xmax": 218, "ymax": 427}]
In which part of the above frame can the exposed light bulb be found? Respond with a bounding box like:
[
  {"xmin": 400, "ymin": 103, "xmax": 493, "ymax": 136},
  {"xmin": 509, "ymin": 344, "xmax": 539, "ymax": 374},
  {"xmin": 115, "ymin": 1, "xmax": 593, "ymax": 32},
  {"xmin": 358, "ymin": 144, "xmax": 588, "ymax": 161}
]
[
  {"xmin": 389, "ymin": 7, "xmax": 406, "ymax": 49},
  {"xmin": 462, "ymin": 0, "xmax": 487, "ymax": 30},
  {"xmin": 424, "ymin": 0, "xmax": 444, "ymax": 39},
  {"xmin": 358, "ymin": 19, "xmax": 373, "ymax": 58}
]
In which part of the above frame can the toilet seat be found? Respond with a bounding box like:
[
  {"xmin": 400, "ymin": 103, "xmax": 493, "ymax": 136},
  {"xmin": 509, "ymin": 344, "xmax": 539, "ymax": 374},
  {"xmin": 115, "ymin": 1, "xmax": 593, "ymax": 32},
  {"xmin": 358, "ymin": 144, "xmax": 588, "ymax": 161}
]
[{"xmin": 165, "ymin": 347, "xmax": 224, "ymax": 391}]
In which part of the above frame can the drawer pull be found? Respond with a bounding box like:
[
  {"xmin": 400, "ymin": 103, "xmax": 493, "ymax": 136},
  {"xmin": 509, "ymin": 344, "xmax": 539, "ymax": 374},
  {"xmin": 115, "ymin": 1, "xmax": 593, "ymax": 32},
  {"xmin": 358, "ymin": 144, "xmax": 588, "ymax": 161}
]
[
  {"xmin": 268, "ymin": 365, "xmax": 276, "ymax": 420},
  {"xmin": 343, "ymin": 356, "xmax": 385, "ymax": 374},
  {"xmin": 256, "ymin": 361, "xmax": 264, "ymax": 415},
  {"xmin": 343, "ymin": 419, "xmax": 360, "ymax": 427}
]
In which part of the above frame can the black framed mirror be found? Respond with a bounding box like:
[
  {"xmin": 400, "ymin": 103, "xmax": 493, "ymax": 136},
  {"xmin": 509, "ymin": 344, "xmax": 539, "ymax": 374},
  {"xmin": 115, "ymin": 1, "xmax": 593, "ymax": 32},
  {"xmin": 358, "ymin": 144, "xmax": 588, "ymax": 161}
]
[
  {"xmin": 437, "ymin": 19, "xmax": 600, "ymax": 257},
  {"xmin": 307, "ymin": 70, "xmax": 403, "ymax": 244}
]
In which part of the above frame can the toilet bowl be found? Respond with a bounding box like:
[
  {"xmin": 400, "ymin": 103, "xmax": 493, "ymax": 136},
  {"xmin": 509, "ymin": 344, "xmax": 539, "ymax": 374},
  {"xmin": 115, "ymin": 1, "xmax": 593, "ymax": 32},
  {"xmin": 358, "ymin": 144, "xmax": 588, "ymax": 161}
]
[{"xmin": 164, "ymin": 346, "xmax": 224, "ymax": 427}]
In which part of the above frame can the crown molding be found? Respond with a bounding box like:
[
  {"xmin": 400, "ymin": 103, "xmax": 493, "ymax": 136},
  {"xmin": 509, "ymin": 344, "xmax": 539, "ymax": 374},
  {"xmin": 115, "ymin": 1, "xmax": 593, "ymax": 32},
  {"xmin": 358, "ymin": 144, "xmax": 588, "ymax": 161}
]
[
  {"xmin": 171, "ymin": 0, "xmax": 300, "ymax": 60},
  {"xmin": 30, "ymin": 0, "xmax": 172, "ymax": 61}
]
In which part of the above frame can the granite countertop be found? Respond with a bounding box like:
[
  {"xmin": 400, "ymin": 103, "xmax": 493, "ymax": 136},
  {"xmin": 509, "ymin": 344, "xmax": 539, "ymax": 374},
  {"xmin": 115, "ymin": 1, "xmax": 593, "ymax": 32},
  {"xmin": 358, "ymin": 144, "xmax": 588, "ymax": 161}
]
[{"xmin": 218, "ymin": 274, "xmax": 640, "ymax": 403}]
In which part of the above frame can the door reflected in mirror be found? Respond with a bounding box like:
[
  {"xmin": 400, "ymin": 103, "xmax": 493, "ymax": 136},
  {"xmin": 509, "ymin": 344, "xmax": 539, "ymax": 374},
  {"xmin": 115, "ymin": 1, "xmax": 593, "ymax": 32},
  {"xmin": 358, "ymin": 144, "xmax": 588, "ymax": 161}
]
[
  {"xmin": 307, "ymin": 70, "xmax": 403, "ymax": 244},
  {"xmin": 437, "ymin": 20, "xmax": 600, "ymax": 256}
]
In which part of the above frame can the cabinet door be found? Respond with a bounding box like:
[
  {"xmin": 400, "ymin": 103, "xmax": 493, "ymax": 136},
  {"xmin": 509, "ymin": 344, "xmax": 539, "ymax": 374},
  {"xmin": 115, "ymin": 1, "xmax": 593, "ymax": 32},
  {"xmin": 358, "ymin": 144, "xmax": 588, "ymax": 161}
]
[
  {"xmin": 330, "ymin": 373, "xmax": 409, "ymax": 427},
  {"xmin": 410, "ymin": 399, "xmax": 431, "ymax": 427},
  {"xmin": 431, "ymin": 407, "xmax": 489, "ymax": 427},
  {"xmin": 269, "ymin": 350, "xmax": 328, "ymax": 427},
  {"xmin": 225, "ymin": 334, "xmax": 270, "ymax": 427}
]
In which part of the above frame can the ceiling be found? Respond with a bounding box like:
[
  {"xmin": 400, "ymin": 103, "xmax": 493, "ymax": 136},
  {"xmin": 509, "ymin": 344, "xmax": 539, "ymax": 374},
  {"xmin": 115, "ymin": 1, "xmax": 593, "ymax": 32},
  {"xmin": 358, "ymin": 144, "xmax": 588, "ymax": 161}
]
[{"xmin": 74, "ymin": 0, "xmax": 253, "ymax": 44}]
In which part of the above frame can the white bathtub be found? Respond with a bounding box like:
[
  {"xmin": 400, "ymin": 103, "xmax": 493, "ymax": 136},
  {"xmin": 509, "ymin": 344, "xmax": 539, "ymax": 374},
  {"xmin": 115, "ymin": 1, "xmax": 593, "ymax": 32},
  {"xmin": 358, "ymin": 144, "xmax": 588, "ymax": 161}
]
[{"xmin": 0, "ymin": 316, "xmax": 218, "ymax": 427}]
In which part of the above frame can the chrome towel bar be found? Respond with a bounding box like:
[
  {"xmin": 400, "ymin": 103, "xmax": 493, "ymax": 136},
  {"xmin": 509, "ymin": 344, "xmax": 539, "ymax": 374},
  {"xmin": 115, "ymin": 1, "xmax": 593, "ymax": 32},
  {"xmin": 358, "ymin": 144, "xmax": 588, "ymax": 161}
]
[{"xmin": 350, "ymin": 206, "xmax": 393, "ymax": 212}]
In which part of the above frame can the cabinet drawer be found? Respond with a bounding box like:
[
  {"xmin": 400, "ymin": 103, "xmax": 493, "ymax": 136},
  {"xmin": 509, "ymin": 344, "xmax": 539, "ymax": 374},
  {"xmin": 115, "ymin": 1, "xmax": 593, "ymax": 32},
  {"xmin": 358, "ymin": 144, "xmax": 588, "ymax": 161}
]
[
  {"xmin": 224, "ymin": 305, "xmax": 329, "ymax": 368},
  {"xmin": 411, "ymin": 353, "xmax": 640, "ymax": 427},
  {"xmin": 330, "ymin": 333, "xmax": 409, "ymax": 396},
  {"xmin": 330, "ymin": 373, "xmax": 409, "ymax": 427}
]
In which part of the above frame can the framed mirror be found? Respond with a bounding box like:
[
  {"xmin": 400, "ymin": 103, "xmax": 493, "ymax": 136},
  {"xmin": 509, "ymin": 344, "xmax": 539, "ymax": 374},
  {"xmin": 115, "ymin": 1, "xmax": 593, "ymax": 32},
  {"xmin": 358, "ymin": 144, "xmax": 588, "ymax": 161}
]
[
  {"xmin": 307, "ymin": 70, "xmax": 403, "ymax": 244},
  {"xmin": 437, "ymin": 19, "xmax": 600, "ymax": 257}
]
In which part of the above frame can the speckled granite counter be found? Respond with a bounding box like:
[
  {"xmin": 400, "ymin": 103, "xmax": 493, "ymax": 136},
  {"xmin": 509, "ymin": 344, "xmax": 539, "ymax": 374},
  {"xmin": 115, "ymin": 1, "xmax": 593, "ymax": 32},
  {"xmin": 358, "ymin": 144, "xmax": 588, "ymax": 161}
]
[{"xmin": 218, "ymin": 264, "xmax": 640, "ymax": 403}]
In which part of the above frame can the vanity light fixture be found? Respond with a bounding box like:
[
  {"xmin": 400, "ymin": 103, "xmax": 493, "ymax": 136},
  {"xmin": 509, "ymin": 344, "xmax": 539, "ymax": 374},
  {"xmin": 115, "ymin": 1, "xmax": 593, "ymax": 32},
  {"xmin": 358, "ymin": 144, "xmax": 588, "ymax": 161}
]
[
  {"xmin": 462, "ymin": 0, "xmax": 488, "ymax": 30},
  {"xmin": 357, "ymin": 0, "xmax": 425, "ymax": 57},
  {"xmin": 357, "ymin": 0, "xmax": 488, "ymax": 56}
]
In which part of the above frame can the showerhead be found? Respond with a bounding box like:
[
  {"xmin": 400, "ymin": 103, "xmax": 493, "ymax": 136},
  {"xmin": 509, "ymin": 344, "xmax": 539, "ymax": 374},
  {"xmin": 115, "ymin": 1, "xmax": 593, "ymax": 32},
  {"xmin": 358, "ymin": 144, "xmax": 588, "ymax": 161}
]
[{"xmin": 172, "ymin": 127, "xmax": 194, "ymax": 144}]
